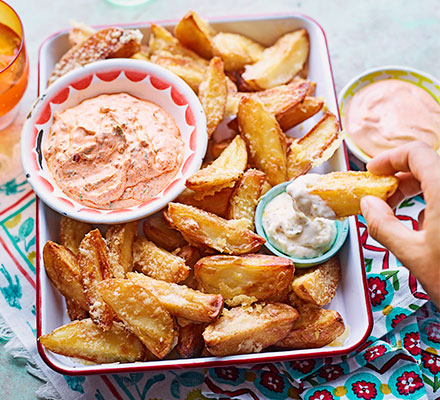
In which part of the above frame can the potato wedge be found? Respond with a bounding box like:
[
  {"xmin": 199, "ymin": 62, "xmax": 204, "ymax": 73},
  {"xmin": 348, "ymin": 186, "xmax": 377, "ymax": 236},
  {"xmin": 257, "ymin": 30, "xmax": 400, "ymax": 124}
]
[
  {"xmin": 39, "ymin": 318, "xmax": 146, "ymax": 363},
  {"xmin": 59, "ymin": 216, "xmax": 92, "ymax": 255},
  {"xmin": 275, "ymin": 304, "xmax": 345, "ymax": 349},
  {"xmin": 198, "ymin": 57, "xmax": 227, "ymax": 137},
  {"xmin": 238, "ymin": 97, "xmax": 287, "ymax": 186},
  {"xmin": 278, "ymin": 96, "xmax": 324, "ymax": 131},
  {"xmin": 176, "ymin": 323, "xmax": 205, "ymax": 359},
  {"xmin": 149, "ymin": 23, "xmax": 208, "ymax": 64},
  {"xmin": 288, "ymin": 171, "xmax": 398, "ymax": 218},
  {"xmin": 195, "ymin": 254, "xmax": 294, "ymax": 306},
  {"xmin": 260, "ymin": 180, "xmax": 272, "ymax": 197},
  {"xmin": 227, "ymin": 169, "xmax": 266, "ymax": 230},
  {"xmin": 132, "ymin": 236, "xmax": 190, "ymax": 283},
  {"xmin": 241, "ymin": 29, "xmax": 309, "ymax": 90},
  {"xmin": 42, "ymin": 241, "xmax": 88, "ymax": 310},
  {"xmin": 212, "ymin": 32, "xmax": 264, "ymax": 72},
  {"xmin": 105, "ymin": 222, "xmax": 138, "ymax": 278},
  {"xmin": 186, "ymin": 135, "xmax": 248, "ymax": 199},
  {"xmin": 167, "ymin": 203, "xmax": 265, "ymax": 254},
  {"xmin": 151, "ymin": 54, "xmax": 206, "ymax": 93},
  {"xmin": 127, "ymin": 273, "xmax": 223, "ymax": 322},
  {"xmin": 203, "ymin": 303, "xmax": 299, "ymax": 356},
  {"xmin": 176, "ymin": 245, "xmax": 201, "ymax": 289},
  {"xmin": 175, "ymin": 11, "xmax": 214, "ymax": 59},
  {"xmin": 143, "ymin": 212, "xmax": 187, "ymax": 252},
  {"xmin": 48, "ymin": 27, "xmax": 142, "ymax": 85},
  {"xmin": 78, "ymin": 229, "xmax": 114, "ymax": 330},
  {"xmin": 287, "ymin": 112, "xmax": 342, "ymax": 179},
  {"xmin": 66, "ymin": 298, "xmax": 88, "ymax": 321},
  {"xmin": 96, "ymin": 279, "xmax": 176, "ymax": 359},
  {"xmin": 292, "ymin": 256, "xmax": 341, "ymax": 307},
  {"xmin": 68, "ymin": 22, "xmax": 95, "ymax": 47},
  {"xmin": 176, "ymin": 187, "xmax": 233, "ymax": 218},
  {"xmin": 210, "ymin": 136, "xmax": 235, "ymax": 159}
]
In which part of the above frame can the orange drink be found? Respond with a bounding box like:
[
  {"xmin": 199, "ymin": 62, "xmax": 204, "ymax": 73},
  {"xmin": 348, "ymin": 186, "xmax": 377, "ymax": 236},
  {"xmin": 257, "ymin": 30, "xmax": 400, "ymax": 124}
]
[{"xmin": 0, "ymin": 1, "xmax": 28, "ymax": 129}]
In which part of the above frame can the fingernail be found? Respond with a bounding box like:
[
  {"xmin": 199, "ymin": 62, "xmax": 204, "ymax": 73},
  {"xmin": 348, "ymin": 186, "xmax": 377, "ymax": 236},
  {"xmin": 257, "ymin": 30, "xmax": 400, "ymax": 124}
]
[{"xmin": 360, "ymin": 196, "xmax": 371, "ymax": 215}]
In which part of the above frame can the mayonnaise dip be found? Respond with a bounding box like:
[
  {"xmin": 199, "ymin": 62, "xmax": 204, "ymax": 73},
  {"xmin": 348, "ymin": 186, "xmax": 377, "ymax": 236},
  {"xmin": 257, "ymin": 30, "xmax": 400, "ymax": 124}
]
[
  {"xmin": 262, "ymin": 178, "xmax": 337, "ymax": 259},
  {"xmin": 345, "ymin": 79, "xmax": 440, "ymax": 157}
]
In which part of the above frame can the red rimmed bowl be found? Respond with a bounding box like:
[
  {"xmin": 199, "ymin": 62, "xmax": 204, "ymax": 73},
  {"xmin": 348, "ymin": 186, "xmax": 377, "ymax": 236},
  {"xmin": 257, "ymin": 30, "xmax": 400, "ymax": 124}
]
[{"xmin": 21, "ymin": 59, "xmax": 207, "ymax": 224}]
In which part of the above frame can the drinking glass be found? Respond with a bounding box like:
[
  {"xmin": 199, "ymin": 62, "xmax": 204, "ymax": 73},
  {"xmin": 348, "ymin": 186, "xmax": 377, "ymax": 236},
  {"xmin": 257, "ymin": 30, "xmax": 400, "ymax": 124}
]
[{"xmin": 0, "ymin": 0, "xmax": 28, "ymax": 130}]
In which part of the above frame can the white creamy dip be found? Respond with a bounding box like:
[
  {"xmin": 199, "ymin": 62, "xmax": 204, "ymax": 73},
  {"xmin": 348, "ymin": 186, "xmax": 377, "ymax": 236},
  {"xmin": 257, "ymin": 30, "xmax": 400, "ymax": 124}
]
[
  {"xmin": 262, "ymin": 190, "xmax": 336, "ymax": 259},
  {"xmin": 286, "ymin": 174, "xmax": 336, "ymax": 219}
]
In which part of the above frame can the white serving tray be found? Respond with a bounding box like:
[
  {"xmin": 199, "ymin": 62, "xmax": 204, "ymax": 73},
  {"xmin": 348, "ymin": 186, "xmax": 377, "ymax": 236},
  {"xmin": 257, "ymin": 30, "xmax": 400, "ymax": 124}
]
[{"xmin": 36, "ymin": 13, "xmax": 373, "ymax": 375}]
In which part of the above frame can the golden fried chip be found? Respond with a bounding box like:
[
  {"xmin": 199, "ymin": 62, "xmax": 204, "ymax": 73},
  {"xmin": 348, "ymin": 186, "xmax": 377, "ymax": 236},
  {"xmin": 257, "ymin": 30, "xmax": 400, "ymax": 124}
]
[
  {"xmin": 186, "ymin": 135, "xmax": 248, "ymax": 199},
  {"xmin": 132, "ymin": 236, "xmax": 190, "ymax": 283},
  {"xmin": 292, "ymin": 256, "xmax": 341, "ymax": 307},
  {"xmin": 96, "ymin": 279, "xmax": 177, "ymax": 359},
  {"xmin": 278, "ymin": 96, "xmax": 324, "ymax": 131},
  {"xmin": 68, "ymin": 22, "xmax": 95, "ymax": 47},
  {"xmin": 167, "ymin": 203, "xmax": 265, "ymax": 254},
  {"xmin": 143, "ymin": 212, "xmax": 187, "ymax": 252},
  {"xmin": 127, "ymin": 273, "xmax": 223, "ymax": 322},
  {"xmin": 242, "ymin": 29, "xmax": 309, "ymax": 90},
  {"xmin": 203, "ymin": 303, "xmax": 299, "ymax": 356},
  {"xmin": 65, "ymin": 298, "xmax": 88, "ymax": 321},
  {"xmin": 59, "ymin": 216, "xmax": 92, "ymax": 255},
  {"xmin": 176, "ymin": 322, "xmax": 205, "ymax": 359},
  {"xmin": 177, "ymin": 187, "xmax": 233, "ymax": 218},
  {"xmin": 195, "ymin": 254, "xmax": 294, "ymax": 306},
  {"xmin": 39, "ymin": 318, "xmax": 146, "ymax": 363},
  {"xmin": 238, "ymin": 97, "xmax": 287, "ymax": 186},
  {"xmin": 198, "ymin": 57, "xmax": 227, "ymax": 137},
  {"xmin": 105, "ymin": 222, "xmax": 138, "ymax": 279}
]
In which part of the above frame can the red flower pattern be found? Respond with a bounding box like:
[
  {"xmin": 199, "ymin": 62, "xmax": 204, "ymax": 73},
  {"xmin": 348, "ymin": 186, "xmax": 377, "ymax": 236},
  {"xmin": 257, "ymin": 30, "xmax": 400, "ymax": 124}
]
[
  {"xmin": 363, "ymin": 344, "xmax": 387, "ymax": 362},
  {"xmin": 367, "ymin": 277, "xmax": 388, "ymax": 307},
  {"xmin": 289, "ymin": 359, "xmax": 316, "ymax": 374},
  {"xmin": 426, "ymin": 321, "xmax": 440, "ymax": 344},
  {"xmin": 351, "ymin": 380, "xmax": 377, "ymax": 400},
  {"xmin": 308, "ymin": 389, "xmax": 334, "ymax": 400},
  {"xmin": 403, "ymin": 332, "xmax": 420, "ymax": 356},
  {"xmin": 214, "ymin": 367, "xmax": 238, "ymax": 381},
  {"xmin": 318, "ymin": 365, "xmax": 344, "ymax": 381},
  {"xmin": 421, "ymin": 352, "xmax": 440, "ymax": 375},
  {"xmin": 259, "ymin": 371, "xmax": 285, "ymax": 393},
  {"xmin": 396, "ymin": 371, "xmax": 424, "ymax": 395},
  {"xmin": 391, "ymin": 313, "xmax": 407, "ymax": 328}
]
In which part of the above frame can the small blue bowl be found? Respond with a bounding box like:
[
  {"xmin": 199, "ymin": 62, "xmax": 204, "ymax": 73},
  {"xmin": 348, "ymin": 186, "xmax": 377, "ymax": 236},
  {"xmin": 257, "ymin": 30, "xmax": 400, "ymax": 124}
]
[{"xmin": 255, "ymin": 181, "xmax": 349, "ymax": 267}]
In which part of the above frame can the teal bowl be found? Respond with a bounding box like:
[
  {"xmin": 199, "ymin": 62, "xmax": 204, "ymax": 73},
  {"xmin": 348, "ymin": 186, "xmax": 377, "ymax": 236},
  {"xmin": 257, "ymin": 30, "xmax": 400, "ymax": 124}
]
[{"xmin": 255, "ymin": 181, "xmax": 349, "ymax": 268}]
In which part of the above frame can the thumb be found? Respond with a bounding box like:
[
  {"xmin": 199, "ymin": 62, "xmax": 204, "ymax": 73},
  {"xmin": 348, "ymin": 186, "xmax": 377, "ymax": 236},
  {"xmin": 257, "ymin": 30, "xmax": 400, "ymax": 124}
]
[{"xmin": 360, "ymin": 196, "xmax": 423, "ymax": 261}]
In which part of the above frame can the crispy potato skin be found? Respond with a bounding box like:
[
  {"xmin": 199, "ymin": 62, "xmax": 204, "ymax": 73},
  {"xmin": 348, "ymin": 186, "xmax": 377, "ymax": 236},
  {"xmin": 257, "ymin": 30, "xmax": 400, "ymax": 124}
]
[
  {"xmin": 227, "ymin": 169, "xmax": 266, "ymax": 230},
  {"xmin": 66, "ymin": 298, "xmax": 89, "ymax": 321},
  {"xmin": 186, "ymin": 135, "xmax": 248, "ymax": 198},
  {"xmin": 143, "ymin": 212, "xmax": 187, "ymax": 252},
  {"xmin": 238, "ymin": 97, "xmax": 287, "ymax": 186},
  {"xmin": 212, "ymin": 32, "xmax": 264, "ymax": 72},
  {"xmin": 195, "ymin": 254, "xmax": 294, "ymax": 306},
  {"xmin": 199, "ymin": 57, "xmax": 227, "ymax": 137},
  {"xmin": 292, "ymin": 256, "xmax": 341, "ymax": 307},
  {"xmin": 43, "ymin": 241, "xmax": 88, "ymax": 310},
  {"xmin": 287, "ymin": 112, "xmax": 342, "ymax": 179},
  {"xmin": 203, "ymin": 303, "xmax": 299, "ymax": 356},
  {"xmin": 167, "ymin": 203, "xmax": 265, "ymax": 254},
  {"xmin": 105, "ymin": 222, "xmax": 138, "ymax": 278},
  {"xmin": 59, "ymin": 216, "xmax": 92, "ymax": 255},
  {"xmin": 278, "ymin": 96, "xmax": 324, "ymax": 131},
  {"xmin": 39, "ymin": 318, "xmax": 146, "ymax": 363},
  {"xmin": 177, "ymin": 187, "xmax": 234, "ymax": 218},
  {"xmin": 127, "ymin": 272, "xmax": 223, "ymax": 323},
  {"xmin": 309, "ymin": 171, "xmax": 399, "ymax": 218},
  {"xmin": 175, "ymin": 11, "xmax": 214, "ymax": 59},
  {"xmin": 176, "ymin": 323, "xmax": 205, "ymax": 358},
  {"xmin": 275, "ymin": 304, "xmax": 345, "ymax": 349},
  {"xmin": 242, "ymin": 29, "xmax": 309, "ymax": 90},
  {"xmin": 48, "ymin": 28, "xmax": 141, "ymax": 85},
  {"xmin": 96, "ymin": 279, "xmax": 177, "ymax": 359},
  {"xmin": 78, "ymin": 229, "xmax": 115, "ymax": 330},
  {"xmin": 132, "ymin": 236, "xmax": 190, "ymax": 283}
]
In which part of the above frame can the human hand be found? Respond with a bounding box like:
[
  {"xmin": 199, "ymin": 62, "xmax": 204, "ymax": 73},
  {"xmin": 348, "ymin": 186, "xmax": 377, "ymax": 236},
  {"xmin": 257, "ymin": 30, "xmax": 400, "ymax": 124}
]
[{"xmin": 360, "ymin": 141, "xmax": 440, "ymax": 306}]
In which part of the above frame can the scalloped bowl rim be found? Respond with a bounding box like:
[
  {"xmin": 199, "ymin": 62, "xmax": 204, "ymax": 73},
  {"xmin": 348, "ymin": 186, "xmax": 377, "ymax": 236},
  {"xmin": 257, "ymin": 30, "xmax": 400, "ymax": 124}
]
[
  {"xmin": 255, "ymin": 180, "xmax": 349, "ymax": 267},
  {"xmin": 338, "ymin": 65, "xmax": 440, "ymax": 164},
  {"xmin": 21, "ymin": 59, "xmax": 208, "ymax": 224}
]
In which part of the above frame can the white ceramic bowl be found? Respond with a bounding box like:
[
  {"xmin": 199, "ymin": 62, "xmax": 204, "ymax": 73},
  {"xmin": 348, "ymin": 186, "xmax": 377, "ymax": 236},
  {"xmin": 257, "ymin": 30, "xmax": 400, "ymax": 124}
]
[
  {"xmin": 21, "ymin": 59, "xmax": 207, "ymax": 224},
  {"xmin": 338, "ymin": 65, "xmax": 440, "ymax": 163}
]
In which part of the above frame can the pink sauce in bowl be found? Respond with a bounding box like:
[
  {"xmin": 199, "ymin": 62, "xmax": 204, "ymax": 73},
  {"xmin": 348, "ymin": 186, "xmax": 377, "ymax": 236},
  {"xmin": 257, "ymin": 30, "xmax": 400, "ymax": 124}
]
[{"xmin": 344, "ymin": 79, "xmax": 440, "ymax": 158}]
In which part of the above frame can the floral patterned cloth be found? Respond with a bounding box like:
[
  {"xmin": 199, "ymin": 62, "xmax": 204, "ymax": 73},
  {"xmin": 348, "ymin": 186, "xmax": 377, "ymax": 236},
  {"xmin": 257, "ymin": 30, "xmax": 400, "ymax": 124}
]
[{"xmin": 0, "ymin": 172, "xmax": 438, "ymax": 400}]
